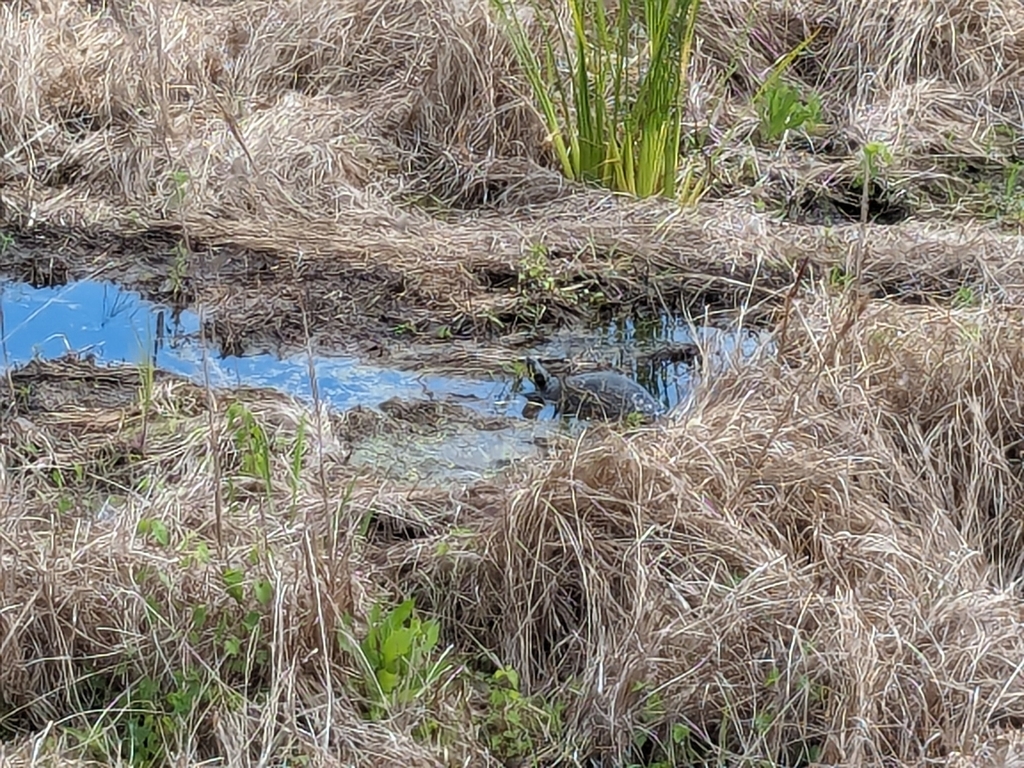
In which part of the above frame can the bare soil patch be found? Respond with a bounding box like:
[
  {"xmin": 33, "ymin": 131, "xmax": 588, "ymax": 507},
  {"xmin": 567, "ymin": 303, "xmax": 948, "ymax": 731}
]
[{"xmin": 4, "ymin": 203, "xmax": 1024, "ymax": 364}]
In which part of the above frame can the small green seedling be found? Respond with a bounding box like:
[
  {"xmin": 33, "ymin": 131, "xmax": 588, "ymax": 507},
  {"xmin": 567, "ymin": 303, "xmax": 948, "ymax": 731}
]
[{"xmin": 341, "ymin": 598, "xmax": 452, "ymax": 718}]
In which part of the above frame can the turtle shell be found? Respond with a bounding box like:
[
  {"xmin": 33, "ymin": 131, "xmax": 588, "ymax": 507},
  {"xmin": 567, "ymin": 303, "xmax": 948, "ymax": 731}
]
[{"xmin": 526, "ymin": 357, "xmax": 665, "ymax": 421}]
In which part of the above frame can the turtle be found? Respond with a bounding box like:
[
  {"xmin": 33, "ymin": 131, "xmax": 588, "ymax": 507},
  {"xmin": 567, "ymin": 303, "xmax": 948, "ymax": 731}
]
[{"xmin": 524, "ymin": 357, "xmax": 666, "ymax": 422}]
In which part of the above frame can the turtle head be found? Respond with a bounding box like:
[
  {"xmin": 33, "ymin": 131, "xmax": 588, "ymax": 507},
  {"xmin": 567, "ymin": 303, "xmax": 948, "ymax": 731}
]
[{"xmin": 525, "ymin": 357, "xmax": 562, "ymax": 400}]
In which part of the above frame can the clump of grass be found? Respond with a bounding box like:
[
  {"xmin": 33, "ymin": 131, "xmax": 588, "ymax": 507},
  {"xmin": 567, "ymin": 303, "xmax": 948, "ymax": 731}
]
[
  {"xmin": 339, "ymin": 597, "xmax": 454, "ymax": 720},
  {"xmin": 9, "ymin": 296, "xmax": 1024, "ymax": 765},
  {"xmin": 493, "ymin": 0, "xmax": 703, "ymax": 201}
]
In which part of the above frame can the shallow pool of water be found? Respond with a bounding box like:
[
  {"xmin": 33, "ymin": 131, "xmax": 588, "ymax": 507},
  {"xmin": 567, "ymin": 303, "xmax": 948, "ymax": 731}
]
[
  {"xmin": 0, "ymin": 278, "xmax": 563, "ymax": 487},
  {"xmin": 0, "ymin": 279, "xmax": 518, "ymax": 417},
  {"xmin": 1, "ymin": 278, "xmax": 753, "ymax": 485},
  {"xmin": 0, "ymin": 278, "xmax": 740, "ymax": 418}
]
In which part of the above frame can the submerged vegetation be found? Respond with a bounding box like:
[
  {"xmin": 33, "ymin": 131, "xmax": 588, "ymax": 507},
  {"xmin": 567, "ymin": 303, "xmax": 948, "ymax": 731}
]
[{"xmin": 2, "ymin": 0, "xmax": 1024, "ymax": 765}]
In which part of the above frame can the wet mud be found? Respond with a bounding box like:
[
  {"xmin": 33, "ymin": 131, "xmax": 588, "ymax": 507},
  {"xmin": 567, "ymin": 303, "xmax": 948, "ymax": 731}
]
[
  {"xmin": 2, "ymin": 214, "xmax": 989, "ymax": 371},
  {"xmin": 0, "ymin": 355, "xmax": 565, "ymax": 489}
]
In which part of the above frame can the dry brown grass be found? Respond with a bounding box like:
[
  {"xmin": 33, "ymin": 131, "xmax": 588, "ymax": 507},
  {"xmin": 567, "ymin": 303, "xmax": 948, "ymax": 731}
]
[
  {"xmin": 4, "ymin": 0, "xmax": 1024, "ymax": 764},
  {"xmin": 0, "ymin": 357, "xmax": 491, "ymax": 766},
  {"xmin": 3, "ymin": 296, "xmax": 1024, "ymax": 766},
  {"xmin": 2, "ymin": 0, "xmax": 1024, "ymax": 314},
  {"xmin": 781, "ymin": 295, "xmax": 1024, "ymax": 583},
  {"xmin": 2, "ymin": 0, "xmax": 1024, "ymax": 358},
  {"xmin": 386, "ymin": 294, "xmax": 1024, "ymax": 765}
]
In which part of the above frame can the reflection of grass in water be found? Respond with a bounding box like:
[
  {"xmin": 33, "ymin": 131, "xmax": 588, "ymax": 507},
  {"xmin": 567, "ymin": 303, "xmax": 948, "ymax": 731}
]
[
  {"xmin": 635, "ymin": 356, "xmax": 682, "ymax": 411},
  {"xmin": 601, "ymin": 313, "xmax": 699, "ymax": 410}
]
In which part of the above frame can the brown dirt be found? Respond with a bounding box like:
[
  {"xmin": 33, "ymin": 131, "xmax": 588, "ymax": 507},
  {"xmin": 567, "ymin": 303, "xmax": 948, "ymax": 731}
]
[
  {"xmin": 2, "ymin": 353, "xmax": 532, "ymax": 449},
  {"xmin": 4, "ymin": 200, "xmax": 1022, "ymax": 365}
]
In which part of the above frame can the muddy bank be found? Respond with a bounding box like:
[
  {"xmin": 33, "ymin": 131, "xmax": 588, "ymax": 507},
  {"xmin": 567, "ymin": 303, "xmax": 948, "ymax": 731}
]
[
  {"xmin": 0, "ymin": 355, "xmax": 567, "ymax": 489},
  {"xmin": 3, "ymin": 197, "xmax": 1017, "ymax": 365},
  {"xmin": 3, "ymin": 216, "xmax": 768, "ymax": 363}
]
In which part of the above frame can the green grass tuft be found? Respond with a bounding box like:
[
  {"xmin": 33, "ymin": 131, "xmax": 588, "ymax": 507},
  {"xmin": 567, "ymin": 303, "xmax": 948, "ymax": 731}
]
[{"xmin": 494, "ymin": 0, "xmax": 703, "ymax": 201}]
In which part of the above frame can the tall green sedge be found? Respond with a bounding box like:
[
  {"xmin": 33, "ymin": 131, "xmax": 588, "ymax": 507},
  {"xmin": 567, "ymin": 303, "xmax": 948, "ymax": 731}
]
[{"xmin": 494, "ymin": 0, "xmax": 702, "ymax": 200}]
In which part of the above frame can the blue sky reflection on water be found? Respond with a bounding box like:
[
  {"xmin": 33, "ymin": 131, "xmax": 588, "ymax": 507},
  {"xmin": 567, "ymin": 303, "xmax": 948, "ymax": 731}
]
[
  {"xmin": 0, "ymin": 279, "xmax": 515, "ymax": 416},
  {"xmin": 0, "ymin": 278, "xmax": 769, "ymax": 484},
  {"xmin": 0, "ymin": 278, "xmax": 757, "ymax": 420}
]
